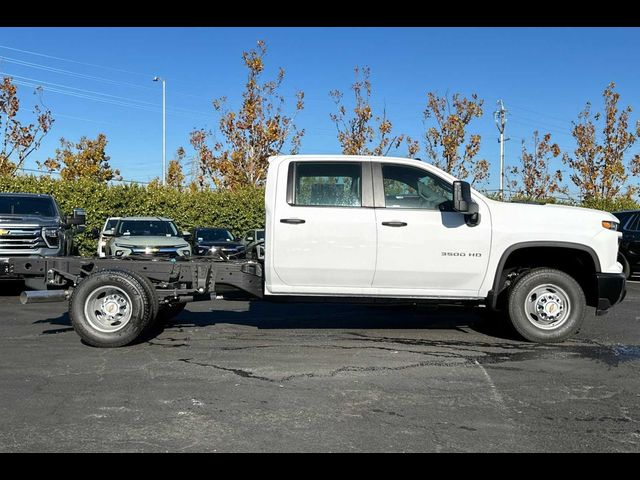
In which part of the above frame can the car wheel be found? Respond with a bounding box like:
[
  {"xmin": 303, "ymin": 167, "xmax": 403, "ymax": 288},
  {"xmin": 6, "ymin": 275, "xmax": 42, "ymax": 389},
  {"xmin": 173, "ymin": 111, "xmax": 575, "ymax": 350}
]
[
  {"xmin": 507, "ymin": 267, "xmax": 586, "ymax": 343},
  {"xmin": 69, "ymin": 269, "xmax": 155, "ymax": 347}
]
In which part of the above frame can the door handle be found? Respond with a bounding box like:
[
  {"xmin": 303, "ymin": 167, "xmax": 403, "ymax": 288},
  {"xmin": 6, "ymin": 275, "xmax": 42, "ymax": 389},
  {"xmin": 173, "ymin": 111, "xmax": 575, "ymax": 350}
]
[
  {"xmin": 381, "ymin": 221, "xmax": 407, "ymax": 227},
  {"xmin": 280, "ymin": 218, "xmax": 306, "ymax": 224}
]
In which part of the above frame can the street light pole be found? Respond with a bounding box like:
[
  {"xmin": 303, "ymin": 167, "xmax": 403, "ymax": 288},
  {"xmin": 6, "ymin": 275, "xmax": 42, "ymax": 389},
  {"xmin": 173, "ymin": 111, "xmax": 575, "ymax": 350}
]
[
  {"xmin": 153, "ymin": 76, "xmax": 166, "ymax": 185},
  {"xmin": 494, "ymin": 100, "xmax": 508, "ymax": 201}
]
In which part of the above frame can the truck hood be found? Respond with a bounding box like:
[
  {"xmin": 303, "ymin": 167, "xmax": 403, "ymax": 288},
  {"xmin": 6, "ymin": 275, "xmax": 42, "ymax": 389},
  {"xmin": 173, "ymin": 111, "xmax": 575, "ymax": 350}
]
[
  {"xmin": 0, "ymin": 214, "xmax": 61, "ymax": 228},
  {"xmin": 488, "ymin": 200, "xmax": 618, "ymax": 221},
  {"xmin": 112, "ymin": 236, "xmax": 190, "ymax": 248},
  {"xmin": 484, "ymin": 198, "xmax": 620, "ymax": 239}
]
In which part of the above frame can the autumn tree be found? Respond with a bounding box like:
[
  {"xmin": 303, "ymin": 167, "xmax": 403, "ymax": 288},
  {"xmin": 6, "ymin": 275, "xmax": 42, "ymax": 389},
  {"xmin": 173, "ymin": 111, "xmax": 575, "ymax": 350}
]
[
  {"xmin": 329, "ymin": 66, "xmax": 419, "ymax": 157},
  {"xmin": 507, "ymin": 131, "xmax": 567, "ymax": 201},
  {"xmin": 0, "ymin": 76, "xmax": 54, "ymax": 176},
  {"xmin": 190, "ymin": 40, "xmax": 305, "ymax": 189},
  {"xmin": 41, "ymin": 133, "xmax": 120, "ymax": 182},
  {"xmin": 166, "ymin": 147, "xmax": 186, "ymax": 190},
  {"xmin": 563, "ymin": 82, "xmax": 640, "ymax": 201},
  {"xmin": 421, "ymin": 92, "xmax": 489, "ymax": 185}
]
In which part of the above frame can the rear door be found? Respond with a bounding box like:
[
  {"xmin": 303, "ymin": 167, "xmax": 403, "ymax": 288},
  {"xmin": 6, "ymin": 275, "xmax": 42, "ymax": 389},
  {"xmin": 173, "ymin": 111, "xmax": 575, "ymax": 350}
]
[
  {"xmin": 372, "ymin": 162, "xmax": 492, "ymax": 297},
  {"xmin": 270, "ymin": 160, "xmax": 377, "ymax": 290}
]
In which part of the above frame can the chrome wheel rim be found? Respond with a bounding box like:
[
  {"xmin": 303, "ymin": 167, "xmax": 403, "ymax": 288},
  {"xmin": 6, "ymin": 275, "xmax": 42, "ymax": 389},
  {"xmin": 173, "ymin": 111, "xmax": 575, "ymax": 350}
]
[
  {"xmin": 523, "ymin": 283, "xmax": 571, "ymax": 330},
  {"xmin": 84, "ymin": 286, "xmax": 132, "ymax": 333}
]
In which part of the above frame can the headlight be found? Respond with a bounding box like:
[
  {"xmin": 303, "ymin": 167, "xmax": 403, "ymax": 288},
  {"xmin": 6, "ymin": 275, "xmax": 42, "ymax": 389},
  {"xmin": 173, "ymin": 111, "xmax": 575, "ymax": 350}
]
[
  {"xmin": 602, "ymin": 220, "xmax": 619, "ymax": 231},
  {"xmin": 42, "ymin": 227, "xmax": 60, "ymax": 248}
]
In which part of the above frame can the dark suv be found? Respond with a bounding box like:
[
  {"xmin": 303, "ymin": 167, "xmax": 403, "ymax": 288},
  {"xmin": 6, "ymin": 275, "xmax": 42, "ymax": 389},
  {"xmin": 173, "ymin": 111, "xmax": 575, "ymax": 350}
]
[
  {"xmin": 613, "ymin": 210, "xmax": 640, "ymax": 279},
  {"xmin": 192, "ymin": 228, "xmax": 245, "ymax": 258}
]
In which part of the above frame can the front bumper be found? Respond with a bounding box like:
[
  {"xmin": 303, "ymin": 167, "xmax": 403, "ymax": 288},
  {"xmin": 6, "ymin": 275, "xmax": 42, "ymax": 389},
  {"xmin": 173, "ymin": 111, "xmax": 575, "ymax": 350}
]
[{"xmin": 595, "ymin": 272, "xmax": 626, "ymax": 315}]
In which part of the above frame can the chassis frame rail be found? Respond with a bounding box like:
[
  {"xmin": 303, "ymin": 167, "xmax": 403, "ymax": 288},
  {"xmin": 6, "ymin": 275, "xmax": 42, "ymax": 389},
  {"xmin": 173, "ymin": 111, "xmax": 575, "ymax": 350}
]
[{"xmin": 1, "ymin": 256, "xmax": 264, "ymax": 301}]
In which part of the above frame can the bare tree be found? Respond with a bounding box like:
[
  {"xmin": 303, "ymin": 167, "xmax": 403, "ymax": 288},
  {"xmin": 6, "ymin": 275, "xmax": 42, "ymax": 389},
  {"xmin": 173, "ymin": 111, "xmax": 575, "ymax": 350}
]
[
  {"xmin": 0, "ymin": 76, "xmax": 54, "ymax": 176},
  {"xmin": 563, "ymin": 82, "xmax": 640, "ymax": 200},
  {"xmin": 329, "ymin": 66, "xmax": 418, "ymax": 157},
  {"xmin": 421, "ymin": 92, "xmax": 489, "ymax": 185},
  {"xmin": 189, "ymin": 40, "xmax": 305, "ymax": 189}
]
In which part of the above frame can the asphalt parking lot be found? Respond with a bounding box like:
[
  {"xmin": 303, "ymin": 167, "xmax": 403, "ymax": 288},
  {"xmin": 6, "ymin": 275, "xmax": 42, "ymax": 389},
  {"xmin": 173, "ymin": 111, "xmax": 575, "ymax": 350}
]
[{"xmin": 0, "ymin": 279, "xmax": 639, "ymax": 452}]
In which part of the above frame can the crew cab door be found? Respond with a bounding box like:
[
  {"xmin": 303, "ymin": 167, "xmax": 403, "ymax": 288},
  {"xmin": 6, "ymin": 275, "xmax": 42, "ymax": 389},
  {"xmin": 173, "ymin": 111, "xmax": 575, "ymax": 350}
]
[
  {"xmin": 372, "ymin": 162, "xmax": 492, "ymax": 297},
  {"xmin": 269, "ymin": 160, "xmax": 377, "ymax": 292}
]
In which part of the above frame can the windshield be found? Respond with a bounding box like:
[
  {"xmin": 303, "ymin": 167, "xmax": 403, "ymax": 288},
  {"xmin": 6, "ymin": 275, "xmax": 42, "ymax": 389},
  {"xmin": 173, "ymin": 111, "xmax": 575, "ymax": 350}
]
[
  {"xmin": 197, "ymin": 229, "xmax": 236, "ymax": 242},
  {"xmin": 256, "ymin": 230, "xmax": 265, "ymax": 241},
  {"xmin": 0, "ymin": 196, "xmax": 57, "ymax": 217},
  {"xmin": 116, "ymin": 220, "xmax": 179, "ymax": 237},
  {"xmin": 105, "ymin": 219, "xmax": 119, "ymax": 231}
]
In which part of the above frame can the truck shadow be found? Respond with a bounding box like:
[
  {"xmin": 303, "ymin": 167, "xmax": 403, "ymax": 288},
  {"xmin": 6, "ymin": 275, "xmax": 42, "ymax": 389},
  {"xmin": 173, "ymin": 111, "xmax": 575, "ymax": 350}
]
[
  {"xmin": 34, "ymin": 302, "xmax": 522, "ymax": 342},
  {"xmin": 167, "ymin": 301, "xmax": 522, "ymax": 342}
]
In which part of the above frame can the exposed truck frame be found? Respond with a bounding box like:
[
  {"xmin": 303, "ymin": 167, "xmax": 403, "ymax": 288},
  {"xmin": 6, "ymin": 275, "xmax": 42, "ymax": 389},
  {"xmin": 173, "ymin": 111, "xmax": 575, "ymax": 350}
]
[
  {"xmin": 4, "ymin": 255, "xmax": 263, "ymax": 302},
  {"xmin": 3, "ymin": 255, "xmax": 266, "ymax": 347}
]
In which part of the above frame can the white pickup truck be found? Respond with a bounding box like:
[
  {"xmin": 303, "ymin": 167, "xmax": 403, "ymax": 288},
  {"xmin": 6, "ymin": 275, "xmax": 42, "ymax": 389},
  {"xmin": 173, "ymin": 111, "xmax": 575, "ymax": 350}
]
[{"xmin": 7, "ymin": 155, "xmax": 626, "ymax": 347}]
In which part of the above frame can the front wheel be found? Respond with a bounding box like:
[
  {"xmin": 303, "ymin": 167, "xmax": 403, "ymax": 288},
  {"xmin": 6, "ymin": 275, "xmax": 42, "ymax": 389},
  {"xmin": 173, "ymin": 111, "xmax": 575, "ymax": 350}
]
[{"xmin": 507, "ymin": 268, "xmax": 586, "ymax": 343}]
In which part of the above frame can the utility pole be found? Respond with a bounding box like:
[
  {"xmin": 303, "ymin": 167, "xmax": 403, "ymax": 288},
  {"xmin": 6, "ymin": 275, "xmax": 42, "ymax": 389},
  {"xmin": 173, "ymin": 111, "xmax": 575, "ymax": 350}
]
[
  {"xmin": 153, "ymin": 76, "xmax": 166, "ymax": 185},
  {"xmin": 494, "ymin": 100, "xmax": 509, "ymax": 200}
]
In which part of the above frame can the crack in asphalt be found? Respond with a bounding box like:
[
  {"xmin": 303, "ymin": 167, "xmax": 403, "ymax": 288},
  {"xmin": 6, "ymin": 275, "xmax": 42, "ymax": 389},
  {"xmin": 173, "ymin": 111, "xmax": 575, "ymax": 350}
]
[
  {"xmin": 176, "ymin": 356, "xmax": 465, "ymax": 384},
  {"xmin": 178, "ymin": 358, "xmax": 276, "ymax": 382}
]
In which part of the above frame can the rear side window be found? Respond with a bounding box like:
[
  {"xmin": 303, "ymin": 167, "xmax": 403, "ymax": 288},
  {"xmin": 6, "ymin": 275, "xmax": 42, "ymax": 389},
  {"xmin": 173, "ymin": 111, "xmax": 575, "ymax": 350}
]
[{"xmin": 293, "ymin": 162, "xmax": 362, "ymax": 207}]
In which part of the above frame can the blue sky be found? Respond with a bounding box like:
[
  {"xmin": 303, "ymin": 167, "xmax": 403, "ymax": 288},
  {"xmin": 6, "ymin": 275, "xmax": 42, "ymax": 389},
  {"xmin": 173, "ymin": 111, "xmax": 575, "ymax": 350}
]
[{"xmin": 0, "ymin": 27, "xmax": 639, "ymax": 196}]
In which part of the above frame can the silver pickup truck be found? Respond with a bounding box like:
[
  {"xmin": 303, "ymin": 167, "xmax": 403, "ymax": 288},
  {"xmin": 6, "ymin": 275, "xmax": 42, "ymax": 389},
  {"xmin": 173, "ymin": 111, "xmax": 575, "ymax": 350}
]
[{"xmin": 0, "ymin": 193, "xmax": 85, "ymax": 279}]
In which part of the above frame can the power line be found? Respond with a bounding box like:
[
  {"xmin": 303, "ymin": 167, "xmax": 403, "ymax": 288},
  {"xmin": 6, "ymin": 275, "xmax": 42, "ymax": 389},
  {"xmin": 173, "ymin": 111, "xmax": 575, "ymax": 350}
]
[
  {"xmin": 9, "ymin": 78, "xmax": 211, "ymax": 122},
  {"xmin": 0, "ymin": 45, "xmax": 155, "ymax": 79},
  {"xmin": 0, "ymin": 45, "xmax": 217, "ymax": 102},
  {"xmin": 0, "ymin": 55, "xmax": 157, "ymax": 92},
  {"xmin": 15, "ymin": 166, "xmax": 151, "ymax": 185},
  {"xmin": 2, "ymin": 70, "xmax": 213, "ymax": 120}
]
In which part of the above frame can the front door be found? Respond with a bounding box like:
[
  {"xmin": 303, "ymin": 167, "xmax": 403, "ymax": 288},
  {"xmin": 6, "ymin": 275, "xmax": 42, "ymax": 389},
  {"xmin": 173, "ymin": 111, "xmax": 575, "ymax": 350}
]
[{"xmin": 372, "ymin": 162, "xmax": 492, "ymax": 297}]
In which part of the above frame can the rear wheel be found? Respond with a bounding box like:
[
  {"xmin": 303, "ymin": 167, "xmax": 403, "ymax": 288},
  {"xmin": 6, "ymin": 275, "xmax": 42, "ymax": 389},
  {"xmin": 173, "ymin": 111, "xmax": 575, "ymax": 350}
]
[
  {"xmin": 69, "ymin": 269, "xmax": 155, "ymax": 347},
  {"xmin": 507, "ymin": 268, "xmax": 586, "ymax": 343}
]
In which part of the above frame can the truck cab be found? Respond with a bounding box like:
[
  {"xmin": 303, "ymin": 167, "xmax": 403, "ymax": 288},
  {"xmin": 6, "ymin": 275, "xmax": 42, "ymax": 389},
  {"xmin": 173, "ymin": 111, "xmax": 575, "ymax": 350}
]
[{"xmin": 264, "ymin": 155, "xmax": 625, "ymax": 342}]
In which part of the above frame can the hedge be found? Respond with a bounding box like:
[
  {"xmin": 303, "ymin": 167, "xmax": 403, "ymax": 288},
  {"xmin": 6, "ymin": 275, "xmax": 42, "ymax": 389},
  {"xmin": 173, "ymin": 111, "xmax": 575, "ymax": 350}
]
[
  {"xmin": 1, "ymin": 175, "xmax": 638, "ymax": 257},
  {"xmin": 0, "ymin": 176, "xmax": 266, "ymax": 256}
]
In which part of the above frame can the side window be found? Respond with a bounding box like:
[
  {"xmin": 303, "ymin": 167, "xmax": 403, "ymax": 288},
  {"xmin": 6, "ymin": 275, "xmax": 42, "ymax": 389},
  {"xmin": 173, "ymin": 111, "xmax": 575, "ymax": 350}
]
[
  {"xmin": 627, "ymin": 214, "xmax": 640, "ymax": 232},
  {"xmin": 294, "ymin": 162, "xmax": 362, "ymax": 207},
  {"xmin": 381, "ymin": 164, "xmax": 453, "ymax": 210}
]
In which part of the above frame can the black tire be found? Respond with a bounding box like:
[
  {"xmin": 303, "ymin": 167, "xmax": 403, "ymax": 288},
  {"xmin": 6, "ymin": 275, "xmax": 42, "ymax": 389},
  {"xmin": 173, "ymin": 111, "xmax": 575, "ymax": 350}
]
[
  {"xmin": 125, "ymin": 270, "xmax": 160, "ymax": 331},
  {"xmin": 619, "ymin": 254, "xmax": 632, "ymax": 280},
  {"xmin": 507, "ymin": 268, "xmax": 586, "ymax": 343},
  {"xmin": 69, "ymin": 269, "xmax": 154, "ymax": 348}
]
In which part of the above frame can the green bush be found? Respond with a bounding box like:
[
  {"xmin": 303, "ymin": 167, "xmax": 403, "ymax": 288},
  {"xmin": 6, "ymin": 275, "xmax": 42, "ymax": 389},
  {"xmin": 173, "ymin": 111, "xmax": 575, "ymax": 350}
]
[
  {"xmin": 580, "ymin": 196, "xmax": 640, "ymax": 213},
  {"xmin": 0, "ymin": 176, "xmax": 265, "ymax": 256}
]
